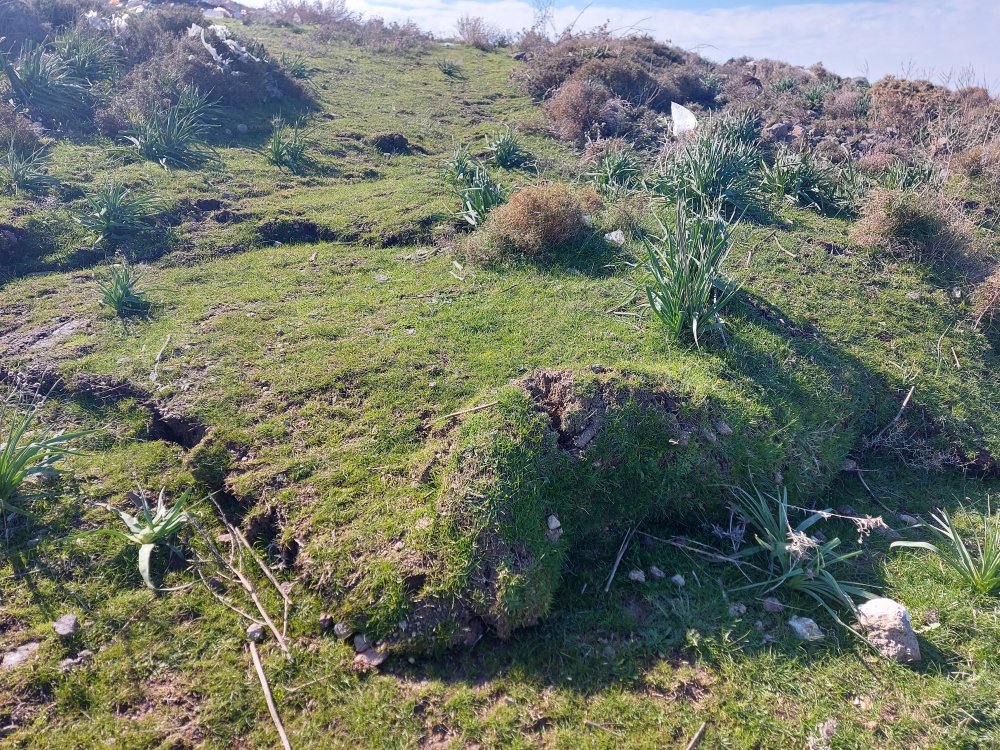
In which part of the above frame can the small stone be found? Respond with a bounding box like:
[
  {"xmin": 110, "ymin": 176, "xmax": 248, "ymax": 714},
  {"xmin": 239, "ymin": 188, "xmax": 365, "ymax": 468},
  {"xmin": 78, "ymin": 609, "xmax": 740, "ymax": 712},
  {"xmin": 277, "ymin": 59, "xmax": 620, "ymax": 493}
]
[
  {"xmin": 628, "ymin": 569, "xmax": 646, "ymax": 583},
  {"xmin": 714, "ymin": 420, "xmax": 733, "ymax": 436},
  {"xmin": 648, "ymin": 565, "xmax": 666, "ymax": 581},
  {"xmin": 840, "ymin": 459, "xmax": 858, "ymax": 473},
  {"xmin": 375, "ymin": 273, "xmax": 389, "ymax": 283},
  {"xmin": 547, "ymin": 515, "xmax": 561, "ymax": 531},
  {"xmin": 246, "ymin": 623, "xmax": 266, "ymax": 642},
  {"xmin": 52, "ymin": 614, "xmax": 79, "ymax": 638},
  {"xmin": 857, "ymin": 598, "xmax": 921, "ymax": 663},
  {"xmin": 897, "ymin": 513, "xmax": 919, "ymax": 526},
  {"xmin": 728, "ymin": 602, "xmax": 747, "ymax": 617},
  {"xmin": 788, "ymin": 615, "xmax": 824, "ymax": 641},
  {"xmin": 333, "ymin": 622, "xmax": 352, "ymax": 640},
  {"xmin": 670, "ymin": 574, "xmax": 686, "ymax": 587},
  {"xmin": 352, "ymin": 647, "xmax": 387, "ymax": 672},
  {"xmin": 905, "ymin": 291, "xmax": 920, "ymax": 300},
  {"xmin": 353, "ymin": 633, "xmax": 372, "ymax": 653},
  {"xmin": 604, "ymin": 229, "xmax": 626, "ymax": 246},
  {"xmin": 236, "ymin": 123, "xmax": 249, "ymax": 134},
  {"xmin": 318, "ymin": 612, "xmax": 335, "ymax": 631},
  {"xmin": 836, "ymin": 504, "xmax": 858, "ymax": 517},
  {"xmin": 762, "ymin": 596, "xmax": 784, "ymax": 613},
  {"xmin": 1, "ymin": 642, "xmax": 40, "ymax": 671}
]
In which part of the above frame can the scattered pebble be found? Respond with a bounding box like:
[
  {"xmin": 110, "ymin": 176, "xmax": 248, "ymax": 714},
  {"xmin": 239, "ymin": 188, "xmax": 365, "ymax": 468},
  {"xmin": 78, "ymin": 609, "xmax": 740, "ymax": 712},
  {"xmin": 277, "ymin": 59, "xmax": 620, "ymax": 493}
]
[
  {"xmin": 318, "ymin": 612, "xmax": 335, "ymax": 631},
  {"xmin": 604, "ymin": 229, "xmax": 626, "ymax": 246},
  {"xmin": 670, "ymin": 574, "xmax": 686, "ymax": 587},
  {"xmin": 547, "ymin": 514, "xmax": 561, "ymax": 531},
  {"xmin": 788, "ymin": 615, "xmax": 824, "ymax": 641},
  {"xmin": 628, "ymin": 569, "xmax": 646, "ymax": 583},
  {"xmin": 58, "ymin": 650, "xmax": 93, "ymax": 673},
  {"xmin": 897, "ymin": 513, "xmax": 919, "ymax": 526},
  {"xmin": 333, "ymin": 622, "xmax": 353, "ymax": 640},
  {"xmin": 353, "ymin": 633, "xmax": 372, "ymax": 653},
  {"xmin": 1, "ymin": 642, "xmax": 40, "ymax": 671},
  {"xmin": 713, "ymin": 420, "xmax": 733, "ymax": 436},
  {"xmin": 246, "ymin": 623, "xmax": 266, "ymax": 642},
  {"xmin": 52, "ymin": 614, "xmax": 79, "ymax": 638},
  {"xmin": 840, "ymin": 459, "xmax": 858, "ymax": 473},
  {"xmin": 375, "ymin": 273, "xmax": 390, "ymax": 283},
  {"xmin": 728, "ymin": 602, "xmax": 747, "ymax": 617},
  {"xmin": 648, "ymin": 565, "xmax": 666, "ymax": 581},
  {"xmin": 762, "ymin": 596, "xmax": 784, "ymax": 613},
  {"xmin": 352, "ymin": 648, "xmax": 387, "ymax": 672}
]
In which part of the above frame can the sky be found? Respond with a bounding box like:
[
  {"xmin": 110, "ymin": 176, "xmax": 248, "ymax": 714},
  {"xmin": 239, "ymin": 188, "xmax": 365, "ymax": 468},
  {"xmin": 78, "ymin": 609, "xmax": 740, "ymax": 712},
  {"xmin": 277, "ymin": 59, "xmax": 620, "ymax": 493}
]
[{"xmin": 263, "ymin": 0, "xmax": 1000, "ymax": 89}]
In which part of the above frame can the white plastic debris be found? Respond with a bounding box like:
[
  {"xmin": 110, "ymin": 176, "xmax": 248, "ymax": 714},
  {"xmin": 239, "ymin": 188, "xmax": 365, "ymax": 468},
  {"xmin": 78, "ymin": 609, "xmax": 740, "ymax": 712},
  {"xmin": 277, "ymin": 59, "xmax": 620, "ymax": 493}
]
[{"xmin": 670, "ymin": 102, "xmax": 698, "ymax": 137}]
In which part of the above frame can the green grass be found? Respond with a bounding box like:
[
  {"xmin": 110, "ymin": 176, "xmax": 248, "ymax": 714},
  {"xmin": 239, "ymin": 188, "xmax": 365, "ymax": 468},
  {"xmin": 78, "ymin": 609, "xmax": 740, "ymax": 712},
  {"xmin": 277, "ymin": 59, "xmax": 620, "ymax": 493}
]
[{"xmin": 1, "ymin": 21, "xmax": 1000, "ymax": 750}]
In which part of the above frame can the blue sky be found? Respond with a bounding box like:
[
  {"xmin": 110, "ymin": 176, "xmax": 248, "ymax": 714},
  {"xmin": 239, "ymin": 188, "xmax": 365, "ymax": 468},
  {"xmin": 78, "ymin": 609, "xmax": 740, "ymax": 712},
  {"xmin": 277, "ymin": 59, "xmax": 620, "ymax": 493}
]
[{"xmin": 313, "ymin": 0, "xmax": 999, "ymax": 88}]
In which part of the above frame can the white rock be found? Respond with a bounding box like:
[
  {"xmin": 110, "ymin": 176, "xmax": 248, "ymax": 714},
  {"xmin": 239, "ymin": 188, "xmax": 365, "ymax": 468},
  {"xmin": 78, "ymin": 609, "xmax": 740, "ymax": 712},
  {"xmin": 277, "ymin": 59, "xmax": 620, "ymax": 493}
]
[
  {"xmin": 762, "ymin": 596, "xmax": 784, "ymax": 613},
  {"xmin": 604, "ymin": 230, "xmax": 626, "ymax": 246},
  {"xmin": 648, "ymin": 565, "xmax": 666, "ymax": 581},
  {"xmin": 547, "ymin": 515, "xmax": 561, "ymax": 531},
  {"xmin": 857, "ymin": 598, "xmax": 921, "ymax": 663},
  {"xmin": 670, "ymin": 574, "xmax": 685, "ymax": 587},
  {"xmin": 333, "ymin": 622, "xmax": 352, "ymax": 640},
  {"xmin": 728, "ymin": 602, "xmax": 747, "ymax": 617},
  {"xmin": 53, "ymin": 614, "xmax": 79, "ymax": 638},
  {"xmin": 1, "ymin": 642, "xmax": 40, "ymax": 671},
  {"xmin": 246, "ymin": 623, "xmax": 266, "ymax": 642},
  {"xmin": 628, "ymin": 569, "xmax": 646, "ymax": 583},
  {"xmin": 788, "ymin": 615, "xmax": 824, "ymax": 641}
]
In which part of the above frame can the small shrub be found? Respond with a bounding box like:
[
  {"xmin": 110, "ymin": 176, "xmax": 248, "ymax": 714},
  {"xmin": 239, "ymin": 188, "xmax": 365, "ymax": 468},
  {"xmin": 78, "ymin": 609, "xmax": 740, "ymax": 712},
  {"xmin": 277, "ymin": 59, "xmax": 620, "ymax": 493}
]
[
  {"xmin": 543, "ymin": 79, "xmax": 610, "ymax": 143},
  {"xmin": 456, "ymin": 164, "xmax": 507, "ymax": 227},
  {"xmin": 586, "ymin": 144, "xmax": 643, "ymax": 197},
  {"xmin": 486, "ymin": 127, "xmax": 531, "ymax": 169},
  {"xmin": 850, "ymin": 188, "xmax": 969, "ymax": 260},
  {"xmin": 470, "ymin": 183, "xmax": 588, "ymax": 260},
  {"xmin": 1, "ymin": 140, "xmax": 57, "ymax": 194},
  {"xmin": 122, "ymin": 86, "xmax": 218, "ymax": 169},
  {"xmin": 455, "ymin": 15, "xmax": 501, "ymax": 50},
  {"xmin": 279, "ymin": 53, "xmax": 310, "ymax": 79},
  {"xmin": 0, "ymin": 386, "xmax": 86, "ymax": 521},
  {"xmin": 972, "ymin": 268, "xmax": 1000, "ymax": 330},
  {"xmin": 436, "ymin": 58, "xmax": 462, "ymax": 78},
  {"xmin": 0, "ymin": 102, "xmax": 41, "ymax": 154},
  {"xmin": 892, "ymin": 506, "xmax": 1000, "ymax": 596},
  {"xmin": 0, "ymin": 42, "xmax": 91, "ymax": 123},
  {"xmin": 75, "ymin": 183, "xmax": 160, "ymax": 245},
  {"xmin": 731, "ymin": 484, "xmax": 876, "ymax": 622},
  {"xmin": 762, "ymin": 147, "xmax": 847, "ymax": 216},
  {"xmin": 653, "ymin": 113, "xmax": 768, "ymax": 221},
  {"xmin": 95, "ymin": 488, "xmax": 192, "ymax": 589},
  {"xmin": 98, "ymin": 261, "xmax": 152, "ymax": 317},
  {"xmin": 265, "ymin": 116, "xmax": 310, "ymax": 174},
  {"xmin": 54, "ymin": 27, "xmax": 121, "ymax": 82},
  {"xmin": 643, "ymin": 205, "xmax": 739, "ymax": 345},
  {"xmin": 880, "ymin": 159, "xmax": 940, "ymax": 190}
]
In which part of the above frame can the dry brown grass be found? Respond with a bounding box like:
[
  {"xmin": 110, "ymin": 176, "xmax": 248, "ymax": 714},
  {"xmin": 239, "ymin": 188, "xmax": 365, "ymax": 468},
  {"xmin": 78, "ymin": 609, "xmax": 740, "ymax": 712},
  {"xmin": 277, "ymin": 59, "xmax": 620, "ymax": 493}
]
[
  {"xmin": 543, "ymin": 79, "xmax": 611, "ymax": 143},
  {"xmin": 468, "ymin": 183, "xmax": 590, "ymax": 261},
  {"xmin": 850, "ymin": 188, "xmax": 973, "ymax": 262},
  {"xmin": 973, "ymin": 267, "xmax": 1000, "ymax": 330},
  {"xmin": 0, "ymin": 103, "xmax": 41, "ymax": 154}
]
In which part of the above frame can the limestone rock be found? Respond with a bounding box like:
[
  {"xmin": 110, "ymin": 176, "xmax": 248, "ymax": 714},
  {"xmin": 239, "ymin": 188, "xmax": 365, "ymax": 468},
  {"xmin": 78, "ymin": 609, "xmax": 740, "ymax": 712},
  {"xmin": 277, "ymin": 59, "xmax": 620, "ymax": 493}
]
[
  {"xmin": 857, "ymin": 598, "xmax": 920, "ymax": 663},
  {"xmin": 788, "ymin": 615, "xmax": 824, "ymax": 641}
]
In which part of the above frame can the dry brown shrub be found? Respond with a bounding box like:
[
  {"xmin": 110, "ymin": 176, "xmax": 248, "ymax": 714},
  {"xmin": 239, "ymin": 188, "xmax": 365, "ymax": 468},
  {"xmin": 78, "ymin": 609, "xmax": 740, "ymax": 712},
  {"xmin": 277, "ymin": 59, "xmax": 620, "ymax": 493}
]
[
  {"xmin": 0, "ymin": 102, "xmax": 41, "ymax": 154},
  {"xmin": 850, "ymin": 188, "xmax": 972, "ymax": 261},
  {"xmin": 455, "ymin": 14, "xmax": 501, "ymax": 50},
  {"xmin": 469, "ymin": 183, "xmax": 590, "ymax": 261},
  {"xmin": 972, "ymin": 267, "xmax": 1000, "ymax": 330},
  {"xmin": 543, "ymin": 79, "xmax": 610, "ymax": 143}
]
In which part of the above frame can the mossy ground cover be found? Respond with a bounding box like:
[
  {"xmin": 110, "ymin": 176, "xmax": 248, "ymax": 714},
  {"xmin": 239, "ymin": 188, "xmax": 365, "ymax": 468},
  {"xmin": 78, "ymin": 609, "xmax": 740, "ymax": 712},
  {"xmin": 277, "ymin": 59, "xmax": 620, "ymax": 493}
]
[{"xmin": 2, "ymin": 22, "xmax": 1000, "ymax": 749}]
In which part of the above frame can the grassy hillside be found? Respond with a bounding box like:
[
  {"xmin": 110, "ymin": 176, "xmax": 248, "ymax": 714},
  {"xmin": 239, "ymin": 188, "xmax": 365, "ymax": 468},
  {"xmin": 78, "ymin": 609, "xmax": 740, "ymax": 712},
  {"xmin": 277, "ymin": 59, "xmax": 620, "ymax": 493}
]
[{"xmin": 2, "ymin": 9, "xmax": 1000, "ymax": 749}]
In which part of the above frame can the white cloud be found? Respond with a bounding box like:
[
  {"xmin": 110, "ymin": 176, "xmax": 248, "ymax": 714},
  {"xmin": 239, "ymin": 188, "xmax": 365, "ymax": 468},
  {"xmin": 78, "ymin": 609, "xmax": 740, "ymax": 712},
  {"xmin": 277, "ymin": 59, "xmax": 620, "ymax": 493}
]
[{"xmin": 328, "ymin": 0, "xmax": 1000, "ymax": 88}]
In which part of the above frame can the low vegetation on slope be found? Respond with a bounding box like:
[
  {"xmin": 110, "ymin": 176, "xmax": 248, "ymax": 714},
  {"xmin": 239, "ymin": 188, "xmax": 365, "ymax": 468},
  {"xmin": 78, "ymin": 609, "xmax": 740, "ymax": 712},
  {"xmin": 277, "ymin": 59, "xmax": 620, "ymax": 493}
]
[{"xmin": 1, "ymin": 3, "xmax": 1000, "ymax": 748}]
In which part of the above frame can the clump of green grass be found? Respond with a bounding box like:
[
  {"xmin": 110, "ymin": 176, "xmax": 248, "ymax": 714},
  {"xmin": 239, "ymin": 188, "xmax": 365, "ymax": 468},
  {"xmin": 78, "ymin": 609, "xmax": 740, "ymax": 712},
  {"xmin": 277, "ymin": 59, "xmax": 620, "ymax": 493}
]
[
  {"xmin": 54, "ymin": 28, "xmax": 121, "ymax": 82},
  {"xmin": 457, "ymin": 164, "xmax": 507, "ymax": 227},
  {"xmin": 762, "ymin": 147, "xmax": 847, "ymax": 216},
  {"xmin": 123, "ymin": 86, "xmax": 218, "ymax": 169},
  {"xmin": 264, "ymin": 116, "xmax": 310, "ymax": 174},
  {"xmin": 74, "ymin": 183, "xmax": 160, "ymax": 245},
  {"xmin": 731, "ymin": 484, "xmax": 876, "ymax": 622},
  {"xmin": 0, "ymin": 42, "xmax": 91, "ymax": 122},
  {"xmin": 486, "ymin": 126, "xmax": 531, "ymax": 170},
  {"xmin": 280, "ymin": 53, "xmax": 310, "ymax": 79},
  {"xmin": 587, "ymin": 145, "xmax": 643, "ymax": 198},
  {"xmin": 95, "ymin": 488, "xmax": 193, "ymax": 589},
  {"xmin": 1, "ymin": 140, "xmax": 57, "ymax": 194},
  {"xmin": 98, "ymin": 261, "xmax": 152, "ymax": 317},
  {"xmin": 643, "ymin": 205, "xmax": 739, "ymax": 345},
  {"xmin": 1, "ymin": 387, "xmax": 86, "ymax": 523},
  {"xmin": 892, "ymin": 506, "xmax": 1000, "ymax": 595},
  {"xmin": 436, "ymin": 58, "xmax": 462, "ymax": 78},
  {"xmin": 881, "ymin": 159, "xmax": 941, "ymax": 190},
  {"xmin": 653, "ymin": 111, "xmax": 769, "ymax": 221}
]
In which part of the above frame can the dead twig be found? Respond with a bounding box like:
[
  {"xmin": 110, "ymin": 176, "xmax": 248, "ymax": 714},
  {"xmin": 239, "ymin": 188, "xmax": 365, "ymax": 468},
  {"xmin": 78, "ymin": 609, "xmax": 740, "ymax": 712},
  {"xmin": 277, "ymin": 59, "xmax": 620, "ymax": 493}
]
[
  {"xmin": 249, "ymin": 641, "xmax": 292, "ymax": 750},
  {"xmin": 685, "ymin": 722, "xmax": 707, "ymax": 750},
  {"xmin": 871, "ymin": 385, "xmax": 915, "ymax": 445},
  {"xmin": 604, "ymin": 526, "xmax": 635, "ymax": 592},
  {"xmin": 432, "ymin": 401, "xmax": 498, "ymax": 424}
]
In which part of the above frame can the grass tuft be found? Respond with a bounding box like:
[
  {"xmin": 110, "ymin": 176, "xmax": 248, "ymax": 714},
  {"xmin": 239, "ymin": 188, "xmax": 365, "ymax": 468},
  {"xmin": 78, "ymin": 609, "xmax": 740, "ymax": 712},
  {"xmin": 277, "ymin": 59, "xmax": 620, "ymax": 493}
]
[
  {"xmin": 74, "ymin": 182, "xmax": 161, "ymax": 245},
  {"xmin": 98, "ymin": 260, "xmax": 152, "ymax": 317}
]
